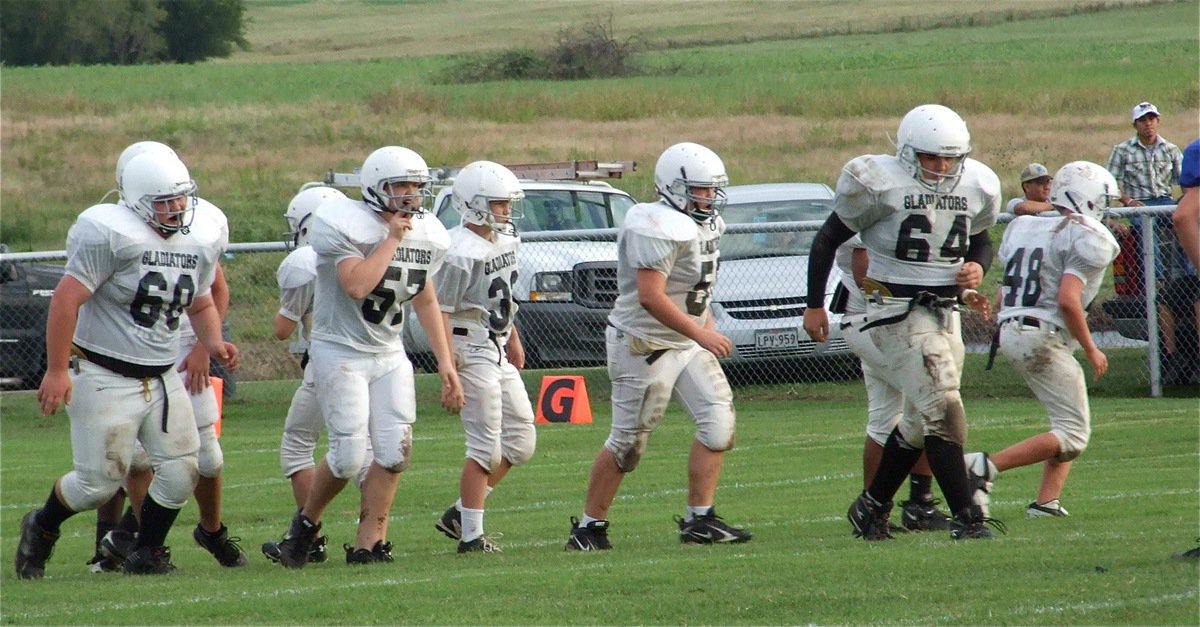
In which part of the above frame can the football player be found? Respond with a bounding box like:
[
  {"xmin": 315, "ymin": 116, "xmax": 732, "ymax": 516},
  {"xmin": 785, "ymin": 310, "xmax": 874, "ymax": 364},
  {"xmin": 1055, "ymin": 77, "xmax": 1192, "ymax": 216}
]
[
  {"xmin": 804, "ymin": 104, "xmax": 1003, "ymax": 541},
  {"xmin": 963, "ymin": 163, "xmax": 1121, "ymax": 518},
  {"xmin": 19, "ymin": 150, "xmax": 238, "ymax": 578},
  {"xmin": 261, "ymin": 185, "xmax": 364, "ymax": 565},
  {"xmin": 565, "ymin": 142, "xmax": 752, "ymax": 551},
  {"xmin": 834, "ymin": 236, "xmax": 952, "ymax": 532},
  {"xmin": 432, "ymin": 161, "xmax": 537, "ymax": 554},
  {"xmin": 86, "ymin": 142, "xmax": 247, "ymax": 572},
  {"xmin": 273, "ymin": 146, "xmax": 463, "ymax": 568}
]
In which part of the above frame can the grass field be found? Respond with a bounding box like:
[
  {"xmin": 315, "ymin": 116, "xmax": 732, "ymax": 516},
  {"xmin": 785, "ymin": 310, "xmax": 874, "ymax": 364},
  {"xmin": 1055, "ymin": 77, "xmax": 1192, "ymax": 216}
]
[
  {"xmin": 0, "ymin": 371, "xmax": 1196, "ymax": 624},
  {"xmin": 1, "ymin": 2, "xmax": 1198, "ymax": 623}
]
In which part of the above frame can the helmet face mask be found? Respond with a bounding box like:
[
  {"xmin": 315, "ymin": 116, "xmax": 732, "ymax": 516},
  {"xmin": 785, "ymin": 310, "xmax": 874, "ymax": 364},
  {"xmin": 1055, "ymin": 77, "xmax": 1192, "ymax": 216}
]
[
  {"xmin": 360, "ymin": 146, "xmax": 433, "ymax": 216},
  {"xmin": 654, "ymin": 142, "xmax": 729, "ymax": 224},
  {"xmin": 895, "ymin": 104, "xmax": 971, "ymax": 193},
  {"xmin": 119, "ymin": 152, "xmax": 197, "ymax": 235},
  {"xmin": 453, "ymin": 161, "xmax": 525, "ymax": 237},
  {"xmin": 1049, "ymin": 161, "xmax": 1120, "ymax": 221},
  {"xmin": 284, "ymin": 186, "xmax": 346, "ymax": 249}
]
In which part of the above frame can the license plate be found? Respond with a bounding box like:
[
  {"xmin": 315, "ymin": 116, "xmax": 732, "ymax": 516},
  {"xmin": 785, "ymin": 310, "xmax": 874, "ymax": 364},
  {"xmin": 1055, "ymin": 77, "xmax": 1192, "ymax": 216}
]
[{"xmin": 754, "ymin": 328, "xmax": 800, "ymax": 350}]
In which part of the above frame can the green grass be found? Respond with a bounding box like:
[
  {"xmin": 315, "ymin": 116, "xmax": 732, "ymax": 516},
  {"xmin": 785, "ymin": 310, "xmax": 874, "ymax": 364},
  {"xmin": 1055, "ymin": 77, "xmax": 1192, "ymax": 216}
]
[{"xmin": 1, "ymin": 372, "xmax": 1196, "ymax": 624}]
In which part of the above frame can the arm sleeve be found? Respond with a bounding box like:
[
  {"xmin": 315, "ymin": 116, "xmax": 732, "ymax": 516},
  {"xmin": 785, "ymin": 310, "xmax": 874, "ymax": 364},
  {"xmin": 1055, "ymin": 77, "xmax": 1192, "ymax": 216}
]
[
  {"xmin": 625, "ymin": 231, "xmax": 678, "ymax": 275},
  {"xmin": 277, "ymin": 283, "xmax": 313, "ymax": 322},
  {"xmin": 964, "ymin": 229, "xmax": 993, "ymax": 274},
  {"xmin": 63, "ymin": 218, "xmax": 114, "ymax": 293},
  {"xmin": 806, "ymin": 213, "xmax": 856, "ymax": 308},
  {"xmin": 434, "ymin": 257, "xmax": 472, "ymax": 313}
]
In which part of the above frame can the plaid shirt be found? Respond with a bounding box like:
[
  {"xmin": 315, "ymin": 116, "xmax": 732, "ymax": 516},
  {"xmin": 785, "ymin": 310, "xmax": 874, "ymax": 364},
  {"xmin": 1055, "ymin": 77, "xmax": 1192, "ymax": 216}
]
[{"xmin": 1107, "ymin": 135, "xmax": 1183, "ymax": 200}]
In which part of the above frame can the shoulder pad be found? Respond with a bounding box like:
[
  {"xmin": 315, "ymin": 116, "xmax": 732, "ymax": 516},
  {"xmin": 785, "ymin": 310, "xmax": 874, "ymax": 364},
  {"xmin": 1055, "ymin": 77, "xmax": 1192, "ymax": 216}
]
[
  {"xmin": 962, "ymin": 159, "xmax": 1001, "ymax": 197},
  {"xmin": 840, "ymin": 154, "xmax": 904, "ymax": 194},
  {"xmin": 623, "ymin": 201, "xmax": 697, "ymax": 242},
  {"xmin": 410, "ymin": 214, "xmax": 451, "ymax": 251},
  {"xmin": 447, "ymin": 226, "xmax": 493, "ymax": 262}
]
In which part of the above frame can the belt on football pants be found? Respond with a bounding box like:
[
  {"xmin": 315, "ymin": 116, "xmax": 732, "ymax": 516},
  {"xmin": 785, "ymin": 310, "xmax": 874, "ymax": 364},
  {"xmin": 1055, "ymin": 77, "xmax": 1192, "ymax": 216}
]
[
  {"xmin": 453, "ymin": 326, "xmax": 504, "ymax": 365},
  {"xmin": 842, "ymin": 291, "xmax": 958, "ymax": 332},
  {"xmin": 985, "ymin": 317, "xmax": 1047, "ymax": 370},
  {"xmin": 71, "ymin": 345, "xmax": 174, "ymax": 432}
]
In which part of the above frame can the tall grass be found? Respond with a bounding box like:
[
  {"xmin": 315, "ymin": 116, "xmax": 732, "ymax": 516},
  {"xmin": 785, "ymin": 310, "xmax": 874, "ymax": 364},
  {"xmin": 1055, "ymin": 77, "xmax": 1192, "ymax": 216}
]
[{"xmin": 2, "ymin": 2, "xmax": 1196, "ymax": 251}]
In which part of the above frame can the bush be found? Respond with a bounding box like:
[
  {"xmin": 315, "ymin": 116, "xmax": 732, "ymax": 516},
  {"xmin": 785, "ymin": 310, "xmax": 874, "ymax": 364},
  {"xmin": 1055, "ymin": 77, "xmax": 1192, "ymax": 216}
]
[{"xmin": 444, "ymin": 16, "xmax": 648, "ymax": 83}]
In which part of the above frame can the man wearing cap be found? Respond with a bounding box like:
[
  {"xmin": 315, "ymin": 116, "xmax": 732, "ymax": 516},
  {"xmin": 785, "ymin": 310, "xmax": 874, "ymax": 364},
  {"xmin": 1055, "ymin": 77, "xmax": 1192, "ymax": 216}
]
[
  {"xmin": 1107, "ymin": 102, "xmax": 1183, "ymax": 208},
  {"xmin": 1108, "ymin": 102, "xmax": 1193, "ymax": 385},
  {"xmin": 1006, "ymin": 163, "xmax": 1055, "ymax": 216}
]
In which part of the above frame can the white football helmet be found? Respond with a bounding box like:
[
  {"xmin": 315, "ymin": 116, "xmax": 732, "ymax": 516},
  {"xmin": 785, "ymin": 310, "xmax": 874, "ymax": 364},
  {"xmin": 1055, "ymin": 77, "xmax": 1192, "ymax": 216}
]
[
  {"xmin": 119, "ymin": 152, "xmax": 198, "ymax": 234},
  {"xmin": 654, "ymin": 142, "xmax": 728, "ymax": 224},
  {"xmin": 285, "ymin": 186, "xmax": 346, "ymax": 249},
  {"xmin": 115, "ymin": 141, "xmax": 177, "ymax": 186},
  {"xmin": 453, "ymin": 161, "xmax": 525, "ymax": 237},
  {"xmin": 359, "ymin": 146, "xmax": 432, "ymax": 216},
  {"xmin": 1049, "ymin": 161, "xmax": 1120, "ymax": 221},
  {"xmin": 895, "ymin": 104, "xmax": 971, "ymax": 193}
]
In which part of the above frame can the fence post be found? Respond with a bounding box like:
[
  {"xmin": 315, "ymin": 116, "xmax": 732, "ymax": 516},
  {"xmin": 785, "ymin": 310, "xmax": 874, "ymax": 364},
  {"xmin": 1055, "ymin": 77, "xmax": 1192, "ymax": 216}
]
[{"xmin": 1140, "ymin": 212, "xmax": 1161, "ymax": 398}]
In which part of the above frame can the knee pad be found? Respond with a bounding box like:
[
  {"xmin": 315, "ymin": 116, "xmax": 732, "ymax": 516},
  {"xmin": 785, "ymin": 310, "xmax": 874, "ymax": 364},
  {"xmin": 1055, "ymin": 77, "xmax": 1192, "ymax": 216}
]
[
  {"xmin": 606, "ymin": 380, "xmax": 671, "ymax": 472},
  {"xmin": 605, "ymin": 429, "xmax": 650, "ymax": 473},
  {"xmin": 695, "ymin": 405, "xmax": 736, "ymax": 452},
  {"xmin": 938, "ymin": 391, "xmax": 967, "ymax": 446},
  {"xmin": 147, "ymin": 455, "xmax": 200, "ymax": 509},
  {"xmin": 280, "ymin": 427, "xmax": 320, "ymax": 478},
  {"xmin": 327, "ymin": 434, "xmax": 369, "ymax": 480},
  {"xmin": 372, "ymin": 424, "xmax": 412, "ymax": 473},
  {"xmin": 467, "ymin": 444, "xmax": 504, "ymax": 475},
  {"xmin": 59, "ymin": 470, "xmax": 124, "ymax": 511},
  {"xmin": 197, "ymin": 426, "xmax": 223, "ymax": 478},
  {"xmin": 503, "ymin": 426, "xmax": 537, "ymax": 468},
  {"xmin": 1053, "ymin": 429, "xmax": 1089, "ymax": 462},
  {"xmin": 129, "ymin": 443, "xmax": 152, "ymax": 474}
]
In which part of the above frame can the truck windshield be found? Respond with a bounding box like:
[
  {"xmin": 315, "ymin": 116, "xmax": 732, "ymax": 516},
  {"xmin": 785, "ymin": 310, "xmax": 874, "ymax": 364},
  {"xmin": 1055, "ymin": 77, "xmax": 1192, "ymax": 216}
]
[{"xmin": 437, "ymin": 190, "xmax": 635, "ymax": 232}]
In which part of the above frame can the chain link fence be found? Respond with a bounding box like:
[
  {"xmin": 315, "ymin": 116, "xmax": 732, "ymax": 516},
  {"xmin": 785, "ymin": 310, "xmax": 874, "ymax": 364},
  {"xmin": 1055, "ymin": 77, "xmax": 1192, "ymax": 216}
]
[{"xmin": 1, "ymin": 208, "xmax": 1194, "ymax": 396}]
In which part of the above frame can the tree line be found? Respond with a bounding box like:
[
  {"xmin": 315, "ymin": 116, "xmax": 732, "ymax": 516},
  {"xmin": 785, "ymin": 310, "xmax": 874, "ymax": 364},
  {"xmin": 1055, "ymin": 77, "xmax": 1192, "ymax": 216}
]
[{"xmin": 1, "ymin": 0, "xmax": 247, "ymax": 66}]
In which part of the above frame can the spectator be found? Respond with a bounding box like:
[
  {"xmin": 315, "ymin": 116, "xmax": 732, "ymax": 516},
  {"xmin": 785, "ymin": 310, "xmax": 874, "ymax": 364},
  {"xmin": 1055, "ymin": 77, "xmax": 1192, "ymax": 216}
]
[
  {"xmin": 1106, "ymin": 102, "xmax": 1192, "ymax": 384},
  {"xmin": 1006, "ymin": 163, "xmax": 1055, "ymax": 216}
]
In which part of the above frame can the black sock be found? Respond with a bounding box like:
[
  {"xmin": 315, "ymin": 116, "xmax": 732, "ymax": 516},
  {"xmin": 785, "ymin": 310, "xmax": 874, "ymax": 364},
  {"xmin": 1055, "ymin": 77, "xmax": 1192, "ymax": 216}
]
[
  {"xmin": 909, "ymin": 474, "xmax": 934, "ymax": 503},
  {"xmin": 866, "ymin": 428, "xmax": 922, "ymax": 504},
  {"xmin": 94, "ymin": 520, "xmax": 116, "ymax": 552},
  {"xmin": 34, "ymin": 488, "xmax": 76, "ymax": 534},
  {"xmin": 924, "ymin": 436, "xmax": 970, "ymax": 515},
  {"xmin": 117, "ymin": 506, "xmax": 140, "ymax": 534},
  {"xmin": 137, "ymin": 496, "xmax": 181, "ymax": 549}
]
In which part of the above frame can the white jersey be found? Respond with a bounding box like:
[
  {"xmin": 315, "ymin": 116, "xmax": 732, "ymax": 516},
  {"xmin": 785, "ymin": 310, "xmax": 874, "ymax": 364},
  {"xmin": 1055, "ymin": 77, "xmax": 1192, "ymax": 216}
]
[
  {"xmin": 436, "ymin": 226, "xmax": 521, "ymax": 335},
  {"xmin": 834, "ymin": 154, "xmax": 1001, "ymax": 287},
  {"xmin": 608, "ymin": 201, "xmax": 724, "ymax": 349},
  {"xmin": 309, "ymin": 198, "xmax": 449, "ymax": 353},
  {"xmin": 174, "ymin": 199, "xmax": 229, "ymax": 343},
  {"xmin": 276, "ymin": 245, "xmax": 318, "ymax": 345},
  {"xmin": 67, "ymin": 201, "xmax": 227, "ymax": 367},
  {"xmin": 835, "ymin": 234, "xmax": 867, "ymax": 315},
  {"xmin": 997, "ymin": 213, "xmax": 1118, "ymax": 330}
]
